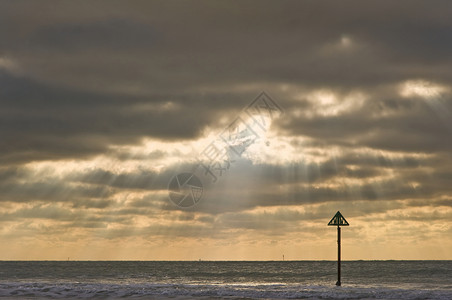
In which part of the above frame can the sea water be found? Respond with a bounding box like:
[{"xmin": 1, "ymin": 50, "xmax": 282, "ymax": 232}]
[{"xmin": 0, "ymin": 261, "xmax": 451, "ymax": 299}]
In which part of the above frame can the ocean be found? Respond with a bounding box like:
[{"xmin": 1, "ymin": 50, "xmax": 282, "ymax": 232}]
[{"xmin": 0, "ymin": 261, "xmax": 451, "ymax": 299}]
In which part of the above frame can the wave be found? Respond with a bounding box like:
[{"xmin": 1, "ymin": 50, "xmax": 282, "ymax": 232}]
[{"xmin": 1, "ymin": 282, "xmax": 451, "ymax": 299}]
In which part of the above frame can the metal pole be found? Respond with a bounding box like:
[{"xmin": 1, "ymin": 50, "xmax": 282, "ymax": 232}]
[{"xmin": 336, "ymin": 225, "xmax": 341, "ymax": 286}]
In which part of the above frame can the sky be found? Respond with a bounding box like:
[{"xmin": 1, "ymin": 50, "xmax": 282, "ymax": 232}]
[{"xmin": 1, "ymin": 0, "xmax": 452, "ymax": 260}]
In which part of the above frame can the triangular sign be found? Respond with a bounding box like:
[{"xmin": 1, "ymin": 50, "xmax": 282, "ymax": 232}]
[{"xmin": 328, "ymin": 211, "xmax": 349, "ymax": 226}]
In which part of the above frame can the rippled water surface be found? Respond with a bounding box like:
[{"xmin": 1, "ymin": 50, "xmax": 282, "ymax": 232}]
[{"xmin": 0, "ymin": 261, "xmax": 451, "ymax": 299}]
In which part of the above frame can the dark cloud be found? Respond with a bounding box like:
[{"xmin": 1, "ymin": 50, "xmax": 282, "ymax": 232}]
[
  {"xmin": 2, "ymin": 1, "xmax": 452, "ymax": 89},
  {"xmin": 1, "ymin": 0, "xmax": 452, "ymax": 249},
  {"xmin": 70, "ymin": 168, "xmax": 163, "ymax": 191},
  {"xmin": 0, "ymin": 178, "xmax": 112, "ymax": 204},
  {"xmin": 26, "ymin": 19, "xmax": 157, "ymax": 52},
  {"xmin": 1, "ymin": 1, "xmax": 452, "ymax": 164},
  {"xmin": 0, "ymin": 71, "xmax": 222, "ymax": 164},
  {"xmin": 280, "ymin": 93, "xmax": 452, "ymax": 153}
]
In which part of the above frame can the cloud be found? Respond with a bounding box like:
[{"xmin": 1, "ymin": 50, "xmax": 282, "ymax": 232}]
[
  {"xmin": 0, "ymin": 71, "xmax": 226, "ymax": 165},
  {"xmin": 1, "ymin": 0, "xmax": 452, "ymax": 259},
  {"xmin": 1, "ymin": 1, "xmax": 451, "ymax": 94},
  {"xmin": 27, "ymin": 19, "xmax": 157, "ymax": 52},
  {"xmin": 281, "ymin": 88, "xmax": 452, "ymax": 153},
  {"xmin": 2, "ymin": 1, "xmax": 452, "ymax": 165}
]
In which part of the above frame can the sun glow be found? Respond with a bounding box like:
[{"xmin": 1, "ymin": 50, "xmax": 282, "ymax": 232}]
[
  {"xmin": 399, "ymin": 80, "xmax": 448, "ymax": 99},
  {"xmin": 299, "ymin": 89, "xmax": 367, "ymax": 117}
]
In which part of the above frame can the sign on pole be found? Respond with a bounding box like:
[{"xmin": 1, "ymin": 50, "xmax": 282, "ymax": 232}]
[{"xmin": 328, "ymin": 211, "xmax": 349, "ymax": 286}]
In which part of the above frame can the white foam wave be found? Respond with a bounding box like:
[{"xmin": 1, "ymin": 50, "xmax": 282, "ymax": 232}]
[{"xmin": 0, "ymin": 282, "xmax": 451, "ymax": 299}]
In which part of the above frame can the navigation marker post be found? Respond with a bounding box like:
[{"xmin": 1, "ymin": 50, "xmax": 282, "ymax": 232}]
[{"xmin": 328, "ymin": 211, "xmax": 349, "ymax": 286}]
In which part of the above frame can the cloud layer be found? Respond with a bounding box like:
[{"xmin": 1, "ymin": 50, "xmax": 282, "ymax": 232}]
[{"xmin": 1, "ymin": 0, "xmax": 452, "ymax": 260}]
